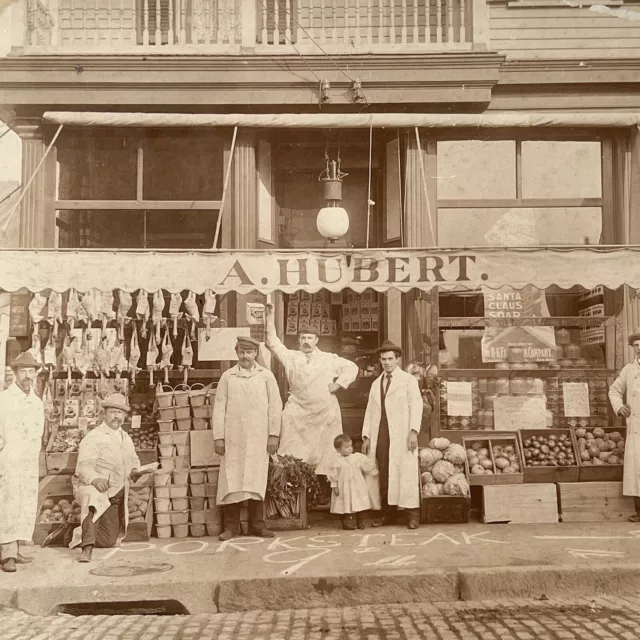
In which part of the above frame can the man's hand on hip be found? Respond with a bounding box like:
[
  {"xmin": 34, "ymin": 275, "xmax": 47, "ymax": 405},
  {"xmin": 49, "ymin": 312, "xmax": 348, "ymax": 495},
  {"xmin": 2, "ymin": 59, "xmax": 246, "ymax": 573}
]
[
  {"xmin": 267, "ymin": 435, "xmax": 279, "ymax": 455},
  {"xmin": 618, "ymin": 405, "xmax": 631, "ymax": 418},
  {"xmin": 408, "ymin": 431, "xmax": 418, "ymax": 452},
  {"xmin": 361, "ymin": 437, "xmax": 370, "ymax": 456},
  {"xmin": 214, "ymin": 439, "xmax": 225, "ymax": 457},
  {"xmin": 328, "ymin": 382, "xmax": 341, "ymax": 395},
  {"xmin": 92, "ymin": 478, "xmax": 109, "ymax": 493}
]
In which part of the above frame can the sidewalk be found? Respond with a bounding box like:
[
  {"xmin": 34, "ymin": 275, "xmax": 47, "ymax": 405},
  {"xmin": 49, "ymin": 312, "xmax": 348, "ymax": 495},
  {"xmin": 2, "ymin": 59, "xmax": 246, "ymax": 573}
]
[{"xmin": 4, "ymin": 517, "xmax": 640, "ymax": 615}]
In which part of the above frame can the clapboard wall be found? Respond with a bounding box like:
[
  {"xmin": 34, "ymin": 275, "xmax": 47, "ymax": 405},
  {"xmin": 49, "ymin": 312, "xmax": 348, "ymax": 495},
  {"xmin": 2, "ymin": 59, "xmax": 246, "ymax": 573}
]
[{"xmin": 489, "ymin": 0, "xmax": 640, "ymax": 59}]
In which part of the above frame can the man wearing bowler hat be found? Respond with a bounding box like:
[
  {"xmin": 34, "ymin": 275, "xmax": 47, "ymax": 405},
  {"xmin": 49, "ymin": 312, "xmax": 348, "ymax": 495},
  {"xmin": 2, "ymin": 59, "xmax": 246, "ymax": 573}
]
[
  {"xmin": 265, "ymin": 303, "xmax": 359, "ymax": 477},
  {"xmin": 362, "ymin": 340, "xmax": 423, "ymax": 529},
  {"xmin": 610, "ymin": 327, "xmax": 640, "ymax": 522},
  {"xmin": 0, "ymin": 352, "xmax": 44, "ymax": 572},
  {"xmin": 214, "ymin": 335, "xmax": 282, "ymax": 541},
  {"xmin": 70, "ymin": 393, "xmax": 142, "ymax": 562}
]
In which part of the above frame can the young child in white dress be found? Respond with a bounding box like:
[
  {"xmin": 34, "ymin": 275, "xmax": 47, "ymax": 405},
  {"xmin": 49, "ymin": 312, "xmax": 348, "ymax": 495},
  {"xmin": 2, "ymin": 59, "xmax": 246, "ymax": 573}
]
[{"xmin": 326, "ymin": 434, "xmax": 380, "ymax": 530}]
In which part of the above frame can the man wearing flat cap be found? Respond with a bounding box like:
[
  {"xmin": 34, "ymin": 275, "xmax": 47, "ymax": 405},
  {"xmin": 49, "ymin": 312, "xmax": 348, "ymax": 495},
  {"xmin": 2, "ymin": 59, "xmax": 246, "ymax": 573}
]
[
  {"xmin": 0, "ymin": 352, "xmax": 44, "ymax": 573},
  {"xmin": 70, "ymin": 393, "xmax": 142, "ymax": 562},
  {"xmin": 362, "ymin": 340, "xmax": 423, "ymax": 529},
  {"xmin": 213, "ymin": 335, "xmax": 282, "ymax": 541},
  {"xmin": 610, "ymin": 328, "xmax": 640, "ymax": 522},
  {"xmin": 265, "ymin": 303, "xmax": 359, "ymax": 477}
]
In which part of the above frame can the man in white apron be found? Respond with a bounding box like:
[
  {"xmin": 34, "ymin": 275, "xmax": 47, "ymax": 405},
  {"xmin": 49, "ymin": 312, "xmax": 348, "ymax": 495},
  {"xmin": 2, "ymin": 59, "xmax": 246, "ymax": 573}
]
[
  {"xmin": 0, "ymin": 352, "xmax": 44, "ymax": 573},
  {"xmin": 609, "ymin": 328, "xmax": 640, "ymax": 522},
  {"xmin": 362, "ymin": 341, "xmax": 423, "ymax": 529},
  {"xmin": 213, "ymin": 336, "xmax": 282, "ymax": 541},
  {"xmin": 265, "ymin": 303, "xmax": 359, "ymax": 476},
  {"xmin": 70, "ymin": 393, "xmax": 142, "ymax": 562}
]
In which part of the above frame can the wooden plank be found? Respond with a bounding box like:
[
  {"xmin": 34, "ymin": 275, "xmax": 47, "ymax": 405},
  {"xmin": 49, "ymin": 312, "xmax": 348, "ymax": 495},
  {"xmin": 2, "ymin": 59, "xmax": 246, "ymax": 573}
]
[
  {"xmin": 54, "ymin": 200, "xmax": 223, "ymax": 210},
  {"xmin": 491, "ymin": 28, "xmax": 640, "ymax": 39},
  {"xmin": 490, "ymin": 17, "xmax": 637, "ymax": 28},
  {"xmin": 490, "ymin": 6, "xmax": 630, "ymax": 18},
  {"xmin": 483, "ymin": 484, "xmax": 559, "ymax": 524},
  {"xmin": 439, "ymin": 316, "xmax": 611, "ymax": 328},
  {"xmin": 437, "ymin": 198, "xmax": 602, "ymax": 208},
  {"xmin": 491, "ymin": 39, "xmax": 640, "ymax": 50},
  {"xmin": 558, "ymin": 481, "xmax": 634, "ymax": 522}
]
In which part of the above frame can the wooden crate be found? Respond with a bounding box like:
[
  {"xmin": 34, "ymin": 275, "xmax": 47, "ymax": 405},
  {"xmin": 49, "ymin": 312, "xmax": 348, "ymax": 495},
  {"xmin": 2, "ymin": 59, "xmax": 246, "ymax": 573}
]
[
  {"xmin": 124, "ymin": 485, "xmax": 154, "ymax": 542},
  {"xmin": 573, "ymin": 427, "xmax": 625, "ymax": 482},
  {"xmin": 518, "ymin": 429, "xmax": 580, "ymax": 483},
  {"xmin": 463, "ymin": 435, "xmax": 524, "ymax": 485},
  {"xmin": 482, "ymin": 484, "xmax": 559, "ymax": 524},
  {"xmin": 558, "ymin": 481, "xmax": 634, "ymax": 522},
  {"xmin": 421, "ymin": 495, "xmax": 470, "ymax": 524},
  {"xmin": 33, "ymin": 492, "xmax": 77, "ymax": 546},
  {"xmin": 265, "ymin": 490, "xmax": 309, "ymax": 531}
]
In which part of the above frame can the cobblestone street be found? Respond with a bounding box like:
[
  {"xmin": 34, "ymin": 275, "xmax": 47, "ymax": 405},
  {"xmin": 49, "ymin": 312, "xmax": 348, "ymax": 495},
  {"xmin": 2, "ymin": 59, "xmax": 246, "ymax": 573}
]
[{"xmin": 2, "ymin": 596, "xmax": 640, "ymax": 640}]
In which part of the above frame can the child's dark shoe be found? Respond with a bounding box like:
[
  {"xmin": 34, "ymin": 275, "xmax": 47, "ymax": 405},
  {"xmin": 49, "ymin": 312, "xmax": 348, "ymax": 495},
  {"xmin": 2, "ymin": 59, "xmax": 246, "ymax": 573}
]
[{"xmin": 341, "ymin": 515, "xmax": 356, "ymax": 531}]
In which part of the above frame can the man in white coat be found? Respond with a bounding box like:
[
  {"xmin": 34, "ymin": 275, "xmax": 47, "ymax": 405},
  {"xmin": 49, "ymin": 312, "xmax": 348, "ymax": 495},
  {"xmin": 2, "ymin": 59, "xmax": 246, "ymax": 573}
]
[
  {"xmin": 362, "ymin": 340, "xmax": 423, "ymax": 529},
  {"xmin": 214, "ymin": 335, "xmax": 282, "ymax": 541},
  {"xmin": 265, "ymin": 303, "xmax": 359, "ymax": 476},
  {"xmin": 609, "ymin": 328, "xmax": 640, "ymax": 522},
  {"xmin": 71, "ymin": 393, "xmax": 142, "ymax": 562},
  {"xmin": 0, "ymin": 352, "xmax": 44, "ymax": 573}
]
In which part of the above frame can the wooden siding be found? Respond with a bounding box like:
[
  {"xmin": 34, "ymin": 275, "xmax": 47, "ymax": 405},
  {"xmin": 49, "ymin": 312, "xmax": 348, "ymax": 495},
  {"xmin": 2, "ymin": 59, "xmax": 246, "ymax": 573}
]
[{"xmin": 490, "ymin": 1, "xmax": 640, "ymax": 59}]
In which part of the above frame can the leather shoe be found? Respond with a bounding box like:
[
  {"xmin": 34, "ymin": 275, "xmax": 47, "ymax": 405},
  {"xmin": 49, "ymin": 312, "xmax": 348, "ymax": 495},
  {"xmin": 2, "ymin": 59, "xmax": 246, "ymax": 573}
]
[
  {"xmin": 249, "ymin": 527, "xmax": 275, "ymax": 538},
  {"xmin": 79, "ymin": 545, "xmax": 93, "ymax": 563},
  {"xmin": 372, "ymin": 513, "xmax": 397, "ymax": 528},
  {"xmin": 1, "ymin": 558, "xmax": 16, "ymax": 573},
  {"xmin": 407, "ymin": 519, "xmax": 420, "ymax": 530},
  {"xmin": 15, "ymin": 554, "xmax": 33, "ymax": 564},
  {"xmin": 629, "ymin": 513, "xmax": 640, "ymax": 523},
  {"xmin": 218, "ymin": 529, "xmax": 237, "ymax": 542}
]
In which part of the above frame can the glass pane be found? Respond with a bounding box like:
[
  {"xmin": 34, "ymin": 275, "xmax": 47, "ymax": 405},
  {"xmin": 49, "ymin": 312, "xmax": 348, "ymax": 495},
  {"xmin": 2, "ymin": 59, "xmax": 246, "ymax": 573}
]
[
  {"xmin": 522, "ymin": 141, "xmax": 602, "ymax": 199},
  {"xmin": 437, "ymin": 207, "xmax": 602, "ymax": 247},
  {"xmin": 56, "ymin": 210, "xmax": 218, "ymax": 249},
  {"xmin": 142, "ymin": 131, "xmax": 226, "ymax": 200},
  {"xmin": 437, "ymin": 141, "xmax": 516, "ymax": 200},
  {"xmin": 57, "ymin": 135, "xmax": 137, "ymax": 200}
]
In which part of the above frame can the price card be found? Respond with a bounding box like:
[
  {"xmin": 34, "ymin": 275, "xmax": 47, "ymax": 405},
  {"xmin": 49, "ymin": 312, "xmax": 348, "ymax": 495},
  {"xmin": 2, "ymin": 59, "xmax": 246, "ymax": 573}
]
[
  {"xmin": 563, "ymin": 382, "xmax": 591, "ymax": 417},
  {"xmin": 446, "ymin": 381, "xmax": 473, "ymax": 417},
  {"xmin": 131, "ymin": 415, "xmax": 142, "ymax": 430}
]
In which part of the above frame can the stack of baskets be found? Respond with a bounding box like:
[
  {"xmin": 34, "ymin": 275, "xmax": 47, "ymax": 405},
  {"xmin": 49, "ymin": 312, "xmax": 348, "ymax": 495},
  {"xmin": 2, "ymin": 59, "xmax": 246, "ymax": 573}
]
[
  {"xmin": 189, "ymin": 467, "xmax": 223, "ymax": 537},
  {"xmin": 153, "ymin": 465, "xmax": 190, "ymax": 538}
]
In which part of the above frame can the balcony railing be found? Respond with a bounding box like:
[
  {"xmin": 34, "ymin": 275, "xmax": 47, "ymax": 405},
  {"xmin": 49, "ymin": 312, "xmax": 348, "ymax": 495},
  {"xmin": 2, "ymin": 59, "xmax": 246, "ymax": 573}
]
[{"xmin": 19, "ymin": 0, "xmax": 477, "ymax": 53}]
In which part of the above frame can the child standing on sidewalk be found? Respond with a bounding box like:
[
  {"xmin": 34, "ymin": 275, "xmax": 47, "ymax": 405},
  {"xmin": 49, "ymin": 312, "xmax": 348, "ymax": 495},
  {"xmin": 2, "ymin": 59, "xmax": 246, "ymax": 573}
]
[{"xmin": 326, "ymin": 434, "xmax": 380, "ymax": 530}]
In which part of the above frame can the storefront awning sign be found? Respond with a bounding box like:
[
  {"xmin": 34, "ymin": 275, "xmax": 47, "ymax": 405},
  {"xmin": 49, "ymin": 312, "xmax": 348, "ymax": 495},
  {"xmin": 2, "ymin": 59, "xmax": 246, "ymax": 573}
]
[{"xmin": 1, "ymin": 247, "xmax": 640, "ymax": 295}]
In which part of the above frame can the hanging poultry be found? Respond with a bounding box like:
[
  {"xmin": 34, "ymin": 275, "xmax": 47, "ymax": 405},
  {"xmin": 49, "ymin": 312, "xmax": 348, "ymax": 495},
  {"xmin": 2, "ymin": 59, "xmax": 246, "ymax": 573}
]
[
  {"xmin": 159, "ymin": 327, "xmax": 174, "ymax": 384},
  {"xmin": 179, "ymin": 331, "xmax": 194, "ymax": 386},
  {"xmin": 135, "ymin": 289, "xmax": 150, "ymax": 339},
  {"xmin": 184, "ymin": 291, "xmax": 200, "ymax": 342},
  {"xmin": 116, "ymin": 289, "xmax": 133, "ymax": 341},
  {"xmin": 169, "ymin": 292, "xmax": 182, "ymax": 338},
  {"xmin": 151, "ymin": 290, "xmax": 165, "ymax": 343},
  {"xmin": 203, "ymin": 289, "xmax": 218, "ymax": 341},
  {"xmin": 100, "ymin": 290, "xmax": 115, "ymax": 338},
  {"xmin": 66, "ymin": 289, "xmax": 82, "ymax": 330},
  {"xmin": 128, "ymin": 324, "xmax": 142, "ymax": 384},
  {"xmin": 29, "ymin": 292, "xmax": 47, "ymax": 325},
  {"xmin": 146, "ymin": 329, "xmax": 160, "ymax": 386},
  {"xmin": 47, "ymin": 291, "xmax": 63, "ymax": 341}
]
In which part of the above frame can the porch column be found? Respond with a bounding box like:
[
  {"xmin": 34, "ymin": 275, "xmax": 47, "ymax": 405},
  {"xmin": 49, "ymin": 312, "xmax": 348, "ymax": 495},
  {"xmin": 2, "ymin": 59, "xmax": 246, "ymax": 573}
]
[
  {"xmin": 403, "ymin": 130, "xmax": 437, "ymax": 365},
  {"xmin": 232, "ymin": 130, "xmax": 258, "ymax": 250},
  {"xmin": 14, "ymin": 118, "xmax": 56, "ymax": 248}
]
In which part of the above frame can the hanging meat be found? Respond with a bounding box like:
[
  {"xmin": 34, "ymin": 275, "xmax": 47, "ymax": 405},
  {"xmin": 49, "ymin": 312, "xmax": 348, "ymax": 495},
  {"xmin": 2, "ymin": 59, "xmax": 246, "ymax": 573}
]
[
  {"xmin": 110, "ymin": 339, "xmax": 128, "ymax": 379},
  {"xmin": 47, "ymin": 291, "xmax": 63, "ymax": 340},
  {"xmin": 43, "ymin": 330, "xmax": 57, "ymax": 372},
  {"xmin": 179, "ymin": 331, "xmax": 194, "ymax": 385},
  {"xmin": 169, "ymin": 292, "xmax": 182, "ymax": 338},
  {"xmin": 29, "ymin": 292, "xmax": 47, "ymax": 325},
  {"xmin": 159, "ymin": 328, "xmax": 174, "ymax": 384},
  {"xmin": 116, "ymin": 289, "xmax": 133, "ymax": 342},
  {"xmin": 136, "ymin": 289, "xmax": 150, "ymax": 339},
  {"xmin": 202, "ymin": 289, "xmax": 218, "ymax": 341},
  {"xmin": 128, "ymin": 324, "xmax": 142, "ymax": 384},
  {"xmin": 152, "ymin": 290, "xmax": 165, "ymax": 343},
  {"xmin": 74, "ymin": 330, "xmax": 91, "ymax": 383},
  {"xmin": 100, "ymin": 290, "xmax": 116, "ymax": 337},
  {"xmin": 93, "ymin": 334, "xmax": 111, "ymax": 384},
  {"xmin": 60, "ymin": 334, "xmax": 78, "ymax": 381},
  {"xmin": 146, "ymin": 330, "xmax": 160, "ymax": 386},
  {"xmin": 66, "ymin": 289, "xmax": 82, "ymax": 330},
  {"xmin": 27, "ymin": 331, "xmax": 45, "ymax": 369},
  {"xmin": 184, "ymin": 291, "xmax": 200, "ymax": 342}
]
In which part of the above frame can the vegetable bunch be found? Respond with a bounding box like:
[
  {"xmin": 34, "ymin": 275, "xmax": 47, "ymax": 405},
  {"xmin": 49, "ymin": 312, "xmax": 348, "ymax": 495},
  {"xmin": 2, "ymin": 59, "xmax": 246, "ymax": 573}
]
[{"xmin": 265, "ymin": 454, "xmax": 321, "ymax": 519}]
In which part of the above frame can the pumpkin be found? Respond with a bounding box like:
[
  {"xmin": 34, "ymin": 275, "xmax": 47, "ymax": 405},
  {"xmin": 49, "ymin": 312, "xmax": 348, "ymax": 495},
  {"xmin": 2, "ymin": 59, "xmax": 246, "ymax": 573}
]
[{"xmin": 431, "ymin": 460, "xmax": 456, "ymax": 483}]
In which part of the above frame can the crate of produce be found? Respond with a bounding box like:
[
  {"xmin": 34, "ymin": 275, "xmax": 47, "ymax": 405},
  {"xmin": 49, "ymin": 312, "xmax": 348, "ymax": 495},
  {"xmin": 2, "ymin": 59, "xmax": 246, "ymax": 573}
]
[
  {"xmin": 420, "ymin": 495, "xmax": 470, "ymax": 524},
  {"xmin": 124, "ymin": 484, "xmax": 154, "ymax": 542},
  {"xmin": 33, "ymin": 493, "xmax": 81, "ymax": 545},
  {"xmin": 558, "ymin": 481, "xmax": 634, "ymax": 522},
  {"xmin": 264, "ymin": 489, "xmax": 309, "ymax": 531},
  {"xmin": 482, "ymin": 483, "xmax": 559, "ymax": 524},
  {"xmin": 573, "ymin": 427, "xmax": 626, "ymax": 482},
  {"xmin": 463, "ymin": 435, "xmax": 523, "ymax": 485},
  {"xmin": 518, "ymin": 429, "xmax": 580, "ymax": 483},
  {"xmin": 45, "ymin": 426, "xmax": 83, "ymax": 475}
]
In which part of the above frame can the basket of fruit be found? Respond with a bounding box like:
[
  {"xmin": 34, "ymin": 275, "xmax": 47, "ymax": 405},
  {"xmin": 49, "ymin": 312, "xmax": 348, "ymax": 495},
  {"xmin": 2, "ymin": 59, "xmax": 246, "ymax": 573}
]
[
  {"xmin": 34, "ymin": 495, "xmax": 81, "ymax": 545},
  {"xmin": 518, "ymin": 429, "xmax": 580, "ymax": 483},
  {"xmin": 45, "ymin": 427, "xmax": 84, "ymax": 475},
  {"xmin": 463, "ymin": 436, "xmax": 524, "ymax": 485},
  {"xmin": 574, "ymin": 426, "xmax": 626, "ymax": 482}
]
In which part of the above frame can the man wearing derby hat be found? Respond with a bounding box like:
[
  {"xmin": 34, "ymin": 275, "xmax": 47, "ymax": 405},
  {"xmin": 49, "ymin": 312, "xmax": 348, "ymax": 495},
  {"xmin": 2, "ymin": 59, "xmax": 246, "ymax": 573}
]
[
  {"xmin": 610, "ymin": 328, "xmax": 640, "ymax": 522},
  {"xmin": 70, "ymin": 393, "xmax": 142, "ymax": 562},
  {"xmin": 213, "ymin": 335, "xmax": 282, "ymax": 541},
  {"xmin": 362, "ymin": 340, "xmax": 423, "ymax": 529},
  {"xmin": 0, "ymin": 352, "xmax": 44, "ymax": 572},
  {"xmin": 265, "ymin": 304, "xmax": 359, "ymax": 478}
]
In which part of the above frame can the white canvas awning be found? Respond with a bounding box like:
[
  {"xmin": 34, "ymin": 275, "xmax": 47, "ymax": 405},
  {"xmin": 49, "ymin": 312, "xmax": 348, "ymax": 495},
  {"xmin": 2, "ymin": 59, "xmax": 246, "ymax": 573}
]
[
  {"xmin": 1, "ymin": 246, "xmax": 639, "ymax": 295},
  {"xmin": 42, "ymin": 111, "xmax": 640, "ymax": 129}
]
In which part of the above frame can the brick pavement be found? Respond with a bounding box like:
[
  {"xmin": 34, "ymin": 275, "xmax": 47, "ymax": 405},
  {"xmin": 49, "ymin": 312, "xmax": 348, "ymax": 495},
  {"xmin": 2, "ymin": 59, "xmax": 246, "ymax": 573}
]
[{"xmin": 2, "ymin": 596, "xmax": 640, "ymax": 639}]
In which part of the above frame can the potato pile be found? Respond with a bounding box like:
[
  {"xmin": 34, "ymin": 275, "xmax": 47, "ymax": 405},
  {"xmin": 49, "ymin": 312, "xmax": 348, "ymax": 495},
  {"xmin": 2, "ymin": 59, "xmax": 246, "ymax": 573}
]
[
  {"xmin": 128, "ymin": 486, "xmax": 151, "ymax": 523},
  {"xmin": 576, "ymin": 427, "xmax": 625, "ymax": 466},
  {"xmin": 127, "ymin": 423, "xmax": 158, "ymax": 450},
  {"xmin": 522, "ymin": 433, "xmax": 577, "ymax": 467},
  {"xmin": 38, "ymin": 498, "xmax": 81, "ymax": 524},
  {"xmin": 466, "ymin": 442, "xmax": 495, "ymax": 475}
]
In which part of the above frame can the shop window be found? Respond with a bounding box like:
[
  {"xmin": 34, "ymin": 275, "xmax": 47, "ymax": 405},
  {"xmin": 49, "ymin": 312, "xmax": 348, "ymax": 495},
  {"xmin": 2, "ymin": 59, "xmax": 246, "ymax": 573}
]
[
  {"xmin": 436, "ymin": 141, "xmax": 516, "ymax": 200},
  {"xmin": 521, "ymin": 141, "xmax": 602, "ymax": 199},
  {"xmin": 57, "ymin": 136, "xmax": 137, "ymax": 200},
  {"xmin": 56, "ymin": 210, "xmax": 218, "ymax": 249}
]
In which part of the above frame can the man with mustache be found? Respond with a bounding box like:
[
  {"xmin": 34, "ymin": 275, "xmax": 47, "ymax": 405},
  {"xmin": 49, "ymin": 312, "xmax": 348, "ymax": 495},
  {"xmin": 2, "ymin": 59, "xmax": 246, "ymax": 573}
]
[
  {"xmin": 70, "ymin": 393, "xmax": 142, "ymax": 562},
  {"xmin": 0, "ymin": 352, "xmax": 44, "ymax": 573},
  {"xmin": 265, "ymin": 303, "xmax": 358, "ymax": 478}
]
